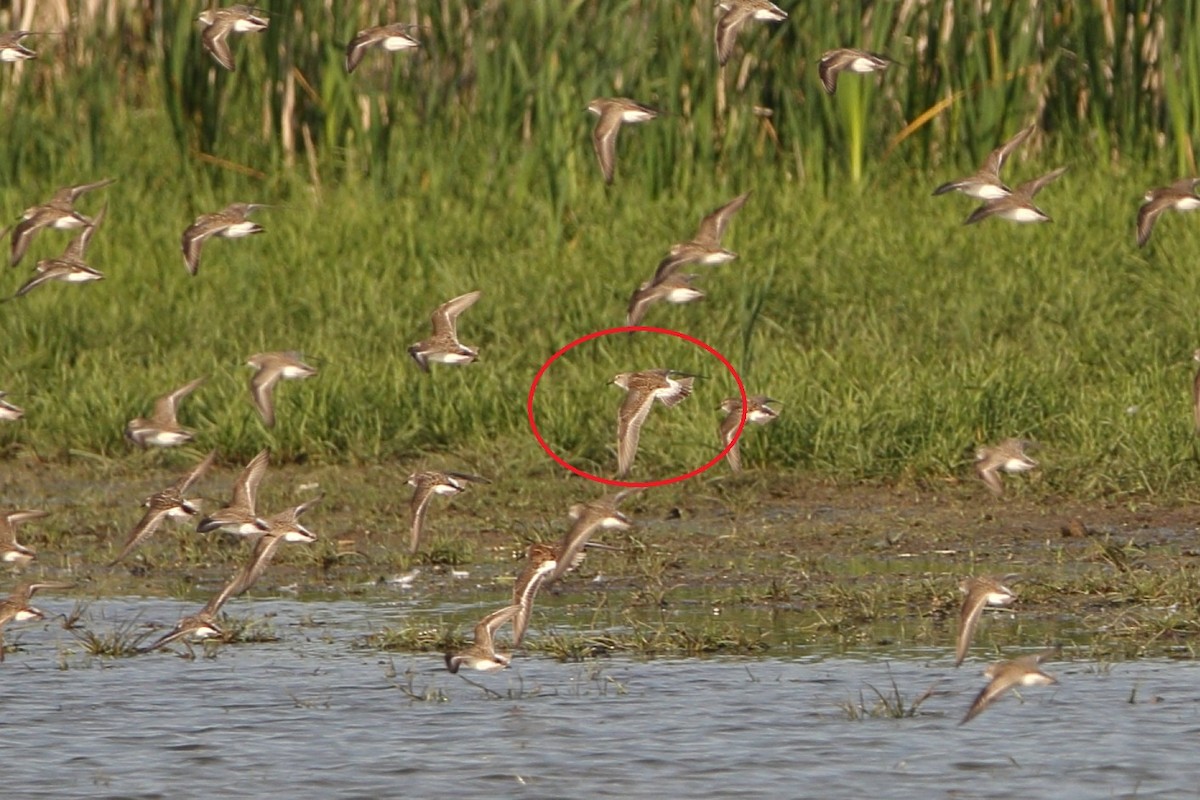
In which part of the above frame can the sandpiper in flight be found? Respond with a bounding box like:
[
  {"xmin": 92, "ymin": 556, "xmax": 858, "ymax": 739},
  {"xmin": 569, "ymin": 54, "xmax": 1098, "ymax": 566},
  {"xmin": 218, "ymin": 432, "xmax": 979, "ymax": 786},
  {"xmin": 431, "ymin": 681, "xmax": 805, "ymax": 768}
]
[
  {"xmin": 246, "ymin": 352, "xmax": 317, "ymax": 428},
  {"xmin": 626, "ymin": 272, "xmax": 705, "ymax": 326},
  {"xmin": 1136, "ymin": 178, "xmax": 1200, "ymax": 247},
  {"xmin": 0, "ymin": 509, "xmax": 49, "ymax": 566},
  {"xmin": 965, "ymin": 166, "xmax": 1067, "ymax": 224},
  {"xmin": 960, "ymin": 648, "xmax": 1059, "ymax": 725},
  {"xmin": 547, "ymin": 488, "xmax": 639, "ymax": 583},
  {"xmin": 181, "ymin": 203, "xmax": 268, "ymax": 275},
  {"xmin": 196, "ymin": 448, "xmax": 271, "ymax": 536},
  {"xmin": 444, "ymin": 604, "xmax": 521, "ymax": 673},
  {"xmin": 933, "ymin": 124, "xmax": 1035, "ymax": 200},
  {"xmin": 408, "ymin": 290, "xmax": 482, "ymax": 371},
  {"xmin": 15, "ymin": 201, "xmax": 107, "ymax": 298},
  {"xmin": 0, "ymin": 581, "xmax": 72, "ymax": 661},
  {"xmin": 202, "ymin": 495, "xmax": 321, "ymax": 611},
  {"xmin": 406, "ymin": 471, "xmax": 490, "ymax": 553},
  {"xmin": 612, "ymin": 369, "xmax": 694, "ymax": 477},
  {"xmin": 509, "ymin": 543, "xmax": 558, "ymax": 647},
  {"xmin": 817, "ymin": 48, "xmax": 894, "ymax": 95},
  {"xmin": 124, "ymin": 377, "xmax": 205, "ymax": 448},
  {"xmin": 197, "ymin": 4, "xmax": 269, "ymax": 71},
  {"xmin": 717, "ymin": 395, "xmax": 780, "ymax": 472},
  {"xmin": 345, "ymin": 22, "xmax": 420, "ymax": 73},
  {"xmin": 7, "ymin": 178, "xmax": 114, "ymax": 267},
  {"xmin": 651, "ymin": 190, "xmax": 752, "ymax": 285},
  {"xmin": 587, "ymin": 98, "xmax": 660, "ymax": 185},
  {"xmin": 109, "ymin": 450, "xmax": 218, "ymax": 566},
  {"xmin": 955, "ymin": 576, "xmax": 1017, "ymax": 667},
  {"xmin": 714, "ymin": 0, "xmax": 788, "ymax": 67},
  {"xmin": 974, "ymin": 438, "xmax": 1038, "ymax": 497}
]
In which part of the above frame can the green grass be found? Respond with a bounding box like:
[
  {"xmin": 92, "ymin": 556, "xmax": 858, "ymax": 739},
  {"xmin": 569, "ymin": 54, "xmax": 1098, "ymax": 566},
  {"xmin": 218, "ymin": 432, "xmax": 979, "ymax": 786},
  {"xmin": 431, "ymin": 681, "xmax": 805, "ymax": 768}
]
[{"xmin": 2, "ymin": 3, "xmax": 1200, "ymax": 496}]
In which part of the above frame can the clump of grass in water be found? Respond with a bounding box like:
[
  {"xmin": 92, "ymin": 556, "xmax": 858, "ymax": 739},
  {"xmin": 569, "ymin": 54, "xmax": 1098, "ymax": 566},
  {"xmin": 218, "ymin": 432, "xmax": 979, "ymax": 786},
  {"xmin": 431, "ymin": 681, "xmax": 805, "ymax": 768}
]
[
  {"xmin": 841, "ymin": 674, "xmax": 940, "ymax": 721},
  {"xmin": 529, "ymin": 620, "xmax": 771, "ymax": 661},
  {"xmin": 218, "ymin": 614, "xmax": 280, "ymax": 644},
  {"xmin": 71, "ymin": 619, "xmax": 154, "ymax": 658},
  {"xmin": 360, "ymin": 624, "xmax": 463, "ymax": 654}
]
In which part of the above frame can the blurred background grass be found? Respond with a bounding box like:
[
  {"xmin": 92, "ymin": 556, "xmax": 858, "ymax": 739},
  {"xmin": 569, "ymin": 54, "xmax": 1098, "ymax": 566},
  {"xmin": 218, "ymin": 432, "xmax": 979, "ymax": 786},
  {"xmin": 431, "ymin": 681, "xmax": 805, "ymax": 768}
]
[{"xmin": 1, "ymin": 1, "xmax": 1199, "ymax": 496}]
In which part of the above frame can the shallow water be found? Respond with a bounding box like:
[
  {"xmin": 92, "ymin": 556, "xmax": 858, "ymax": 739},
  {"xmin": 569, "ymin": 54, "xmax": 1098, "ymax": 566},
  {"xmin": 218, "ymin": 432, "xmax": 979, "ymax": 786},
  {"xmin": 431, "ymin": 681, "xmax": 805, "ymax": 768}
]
[{"xmin": 4, "ymin": 597, "xmax": 1199, "ymax": 799}]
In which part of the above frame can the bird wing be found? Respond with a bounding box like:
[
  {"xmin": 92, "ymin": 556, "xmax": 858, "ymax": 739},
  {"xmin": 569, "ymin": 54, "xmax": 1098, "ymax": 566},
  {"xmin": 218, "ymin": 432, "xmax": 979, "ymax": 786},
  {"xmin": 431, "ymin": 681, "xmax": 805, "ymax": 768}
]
[
  {"xmin": 408, "ymin": 482, "xmax": 436, "ymax": 553},
  {"xmin": 592, "ymin": 108, "xmax": 623, "ymax": 185},
  {"xmin": 818, "ymin": 50, "xmax": 851, "ymax": 95},
  {"xmin": 1136, "ymin": 192, "xmax": 1173, "ymax": 248},
  {"xmin": 1017, "ymin": 166, "xmax": 1067, "ymax": 199},
  {"xmin": 202, "ymin": 21, "xmax": 237, "ymax": 71},
  {"xmin": 474, "ymin": 603, "xmax": 521, "ymax": 649},
  {"xmin": 430, "ymin": 290, "xmax": 481, "ymax": 337},
  {"xmin": 617, "ymin": 389, "xmax": 658, "ymax": 477},
  {"xmin": 154, "ymin": 377, "xmax": 204, "ymax": 425},
  {"xmin": 982, "ymin": 124, "xmax": 1034, "ymax": 177},
  {"xmin": 109, "ymin": 505, "xmax": 173, "ymax": 566},
  {"xmin": 250, "ymin": 363, "xmax": 282, "ymax": 427},
  {"xmin": 714, "ymin": 5, "xmax": 752, "ymax": 66},
  {"xmin": 693, "ymin": 190, "xmax": 751, "ymax": 247},
  {"xmin": 954, "ymin": 583, "xmax": 990, "ymax": 666},
  {"xmin": 175, "ymin": 449, "xmax": 218, "ymax": 495},
  {"xmin": 231, "ymin": 449, "xmax": 270, "ymax": 510},
  {"xmin": 344, "ymin": 28, "xmax": 380, "ymax": 73}
]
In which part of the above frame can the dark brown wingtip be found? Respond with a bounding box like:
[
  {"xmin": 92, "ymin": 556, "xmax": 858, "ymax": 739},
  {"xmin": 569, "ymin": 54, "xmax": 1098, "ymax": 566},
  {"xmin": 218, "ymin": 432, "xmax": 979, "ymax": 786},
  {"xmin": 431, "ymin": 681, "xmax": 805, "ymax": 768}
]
[
  {"xmin": 963, "ymin": 206, "xmax": 989, "ymax": 225},
  {"xmin": 444, "ymin": 651, "xmax": 460, "ymax": 673}
]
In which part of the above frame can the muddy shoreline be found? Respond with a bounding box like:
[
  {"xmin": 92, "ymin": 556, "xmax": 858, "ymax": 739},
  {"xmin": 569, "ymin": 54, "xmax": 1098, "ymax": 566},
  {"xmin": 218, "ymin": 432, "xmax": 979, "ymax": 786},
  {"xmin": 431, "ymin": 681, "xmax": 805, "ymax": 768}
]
[{"xmin": 4, "ymin": 460, "xmax": 1198, "ymax": 660}]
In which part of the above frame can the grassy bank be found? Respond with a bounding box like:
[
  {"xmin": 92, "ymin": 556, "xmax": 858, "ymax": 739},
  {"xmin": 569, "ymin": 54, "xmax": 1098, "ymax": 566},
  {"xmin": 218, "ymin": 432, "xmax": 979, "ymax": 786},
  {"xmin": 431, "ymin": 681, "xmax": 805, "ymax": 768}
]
[{"xmin": 0, "ymin": 3, "xmax": 1199, "ymax": 496}]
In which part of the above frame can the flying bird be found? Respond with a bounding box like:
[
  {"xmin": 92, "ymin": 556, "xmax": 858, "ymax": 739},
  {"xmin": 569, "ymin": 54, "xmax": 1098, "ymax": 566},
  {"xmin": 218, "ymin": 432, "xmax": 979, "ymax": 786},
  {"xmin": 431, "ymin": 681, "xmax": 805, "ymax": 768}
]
[
  {"xmin": 15, "ymin": 202, "xmax": 108, "ymax": 298},
  {"xmin": 714, "ymin": 0, "xmax": 788, "ymax": 67},
  {"xmin": 0, "ymin": 30, "xmax": 39, "ymax": 62},
  {"xmin": 626, "ymin": 272, "xmax": 704, "ymax": 326},
  {"xmin": 974, "ymin": 438, "xmax": 1037, "ymax": 497},
  {"xmin": 547, "ymin": 488, "xmax": 639, "ymax": 583},
  {"xmin": 197, "ymin": 4, "xmax": 268, "ymax": 71},
  {"xmin": 408, "ymin": 290, "xmax": 482, "ymax": 371},
  {"xmin": 717, "ymin": 395, "xmax": 780, "ymax": 472},
  {"xmin": 202, "ymin": 495, "xmax": 321, "ymax": 612},
  {"xmin": 0, "ymin": 392, "xmax": 23, "ymax": 421},
  {"xmin": 406, "ymin": 471, "xmax": 490, "ymax": 553},
  {"xmin": 651, "ymin": 190, "xmax": 752, "ymax": 285},
  {"xmin": 960, "ymin": 648, "xmax": 1059, "ymax": 725},
  {"xmin": 965, "ymin": 166, "xmax": 1067, "ymax": 224},
  {"xmin": 109, "ymin": 450, "xmax": 218, "ymax": 566},
  {"xmin": 954, "ymin": 576, "xmax": 1017, "ymax": 667},
  {"xmin": 246, "ymin": 351, "xmax": 317, "ymax": 428},
  {"xmin": 7, "ymin": 178, "xmax": 113, "ymax": 267},
  {"xmin": 509, "ymin": 544, "xmax": 558, "ymax": 647},
  {"xmin": 124, "ymin": 377, "xmax": 205, "ymax": 448},
  {"xmin": 587, "ymin": 98, "xmax": 660, "ymax": 185},
  {"xmin": 181, "ymin": 203, "xmax": 268, "ymax": 275},
  {"xmin": 1136, "ymin": 178, "xmax": 1200, "ymax": 247},
  {"xmin": 817, "ymin": 48, "xmax": 894, "ymax": 95},
  {"xmin": 0, "ymin": 581, "xmax": 72, "ymax": 661},
  {"xmin": 612, "ymin": 369, "xmax": 694, "ymax": 477},
  {"xmin": 0, "ymin": 509, "xmax": 49, "ymax": 566},
  {"xmin": 345, "ymin": 23, "xmax": 419, "ymax": 73},
  {"xmin": 933, "ymin": 125, "xmax": 1035, "ymax": 200},
  {"xmin": 197, "ymin": 448, "xmax": 271, "ymax": 536},
  {"xmin": 444, "ymin": 604, "xmax": 521, "ymax": 673}
]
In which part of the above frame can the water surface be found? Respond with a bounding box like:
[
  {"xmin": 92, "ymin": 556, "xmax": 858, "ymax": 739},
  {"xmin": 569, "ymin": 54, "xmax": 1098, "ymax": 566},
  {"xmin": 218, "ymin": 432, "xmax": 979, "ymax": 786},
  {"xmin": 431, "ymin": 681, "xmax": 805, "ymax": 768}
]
[{"xmin": 3, "ymin": 598, "xmax": 1197, "ymax": 799}]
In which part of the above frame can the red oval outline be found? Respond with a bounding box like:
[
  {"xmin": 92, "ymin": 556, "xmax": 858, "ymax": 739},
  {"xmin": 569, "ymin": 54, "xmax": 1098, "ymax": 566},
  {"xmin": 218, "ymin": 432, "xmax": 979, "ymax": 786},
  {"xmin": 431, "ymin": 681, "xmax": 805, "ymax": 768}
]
[{"xmin": 526, "ymin": 326, "xmax": 747, "ymax": 487}]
